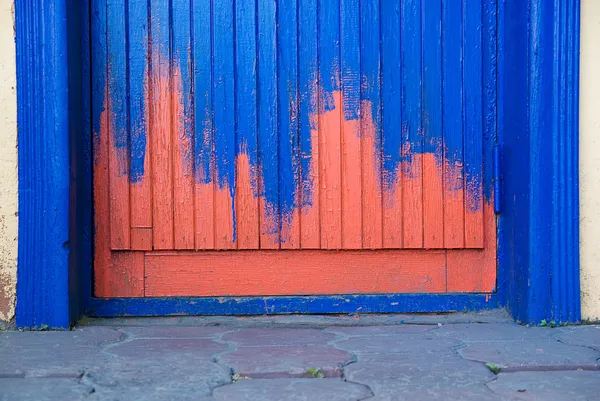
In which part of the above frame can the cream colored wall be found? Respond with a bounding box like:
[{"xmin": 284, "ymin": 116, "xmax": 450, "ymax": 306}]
[
  {"xmin": 580, "ymin": 0, "xmax": 600, "ymax": 322},
  {"xmin": 0, "ymin": 2, "xmax": 17, "ymax": 322}
]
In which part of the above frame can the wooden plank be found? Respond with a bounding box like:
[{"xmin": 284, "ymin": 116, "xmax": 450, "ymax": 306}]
[
  {"xmin": 172, "ymin": 0, "xmax": 195, "ymax": 249},
  {"xmin": 150, "ymin": 0, "xmax": 174, "ymax": 249},
  {"xmin": 278, "ymin": 0, "xmax": 301, "ymax": 249},
  {"xmin": 257, "ymin": 0, "xmax": 280, "ymax": 249},
  {"xmin": 340, "ymin": 0, "xmax": 362, "ymax": 249},
  {"xmin": 298, "ymin": 0, "xmax": 320, "ymax": 249},
  {"xmin": 318, "ymin": 0, "xmax": 342, "ymax": 249},
  {"xmin": 145, "ymin": 250, "xmax": 447, "ymax": 296},
  {"xmin": 360, "ymin": 0, "xmax": 383, "ymax": 249},
  {"xmin": 213, "ymin": 0, "xmax": 236, "ymax": 249},
  {"xmin": 93, "ymin": 0, "xmax": 143, "ymax": 297},
  {"xmin": 401, "ymin": 0, "xmax": 424, "ymax": 249},
  {"xmin": 235, "ymin": 0, "xmax": 260, "ymax": 249},
  {"xmin": 442, "ymin": 0, "xmax": 465, "ymax": 248},
  {"xmin": 463, "ymin": 0, "xmax": 485, "ymax": 248},
  {"xmin": 192, "ymin": 0, "xmax": 215, "ymax": 250},
  {"xmin": 106, "ymin": 0, "xmax": 130, "ymax": 249},
  {"xmin": 128, "ymin": 0, "xmax": 152, "ymax": 250},
  {"xmin": 381, "ymin": 0, "xmax": 403, "ymax": 248},
  {"xmin": 422, "ymin": 0, "xmax": 444, "ymax": 248}
]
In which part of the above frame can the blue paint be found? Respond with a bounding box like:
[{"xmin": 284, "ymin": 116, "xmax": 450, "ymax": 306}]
[
  {"xmin": 381, "ymin": 0, "xmax": 402, "ymax": 184},
  {"xmin": 298, "ymin": 0, "xmax": 318, "ymax": 210},
  {"xmin": 341, "ymin": 0, "xmax": 360, "ymax": 122},
  {"xmin": 193, "ymin": 0, "xmax": 214, "ymax": 184},
  {"xmin": 422, "ymin": 0, "xmax": 443, "ymax": 157},
  {"xmin": 107, "ymin": 0, "xmax": 129, "ymax": 176},
  {"xmin": 16, "ymin": 0, "xmax": 72, "ymax": 328},
  {"xmin": 442, "ymin": 0, "xmax": 464, "ymax": 187},
  {"xmin": 258, "ymin": 0, "xmax": 280, "ymax": 236},
  {"xmin": 89, "ymin": 294, "xmax": 500, "ymax": 316},
  {"xmin": 278, "ymin": 0, "xmax": 301, "ymax": 234},
  {"xmin": 499, "ymin": 0, "xmax": 581, "ymax": 324},
  {"xmin": 173, "ymin": 0, "xmax": 194, "ymax": 176},
  {"xmin": 127, "ymin": 0, "xmax": 148, "ymax": 183},
  {"xmin": 318, "ymin": 0, "xmax": 341, "ymax": 109},
  {"xmin": 483, "ymin": 0, "xmax": 498, "ymax": 201},
  {"xmin": 400, "ymin": 0, "xmax": 422, "ymax": 169}
]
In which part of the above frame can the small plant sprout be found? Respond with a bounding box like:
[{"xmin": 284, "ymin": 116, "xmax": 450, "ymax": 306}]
[
  {"xmin": 307, "ymin": 368, "xmax": 325, "ymax": 378},
  {"xmin": 485, "ymin": 363, "xmax": 502, "ymax": 375}
]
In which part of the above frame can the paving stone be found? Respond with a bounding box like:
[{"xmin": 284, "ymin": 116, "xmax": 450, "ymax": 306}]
[
  {"xmin": 212, "ymin": 379, "xmax": 372, "ymax": 401},
  {"xmin": 487, "ymin": 371, "xmax": 600, "ymax": 400},
  {"xmin": 84, "ymin": 357, "xmax": 230, "ymax": 397},
  {"xmin": 89, "ymin": 388, "xmax": 212, "ymax": 401},
  {"xmin": 555, "ymin": 325, "xmax": 600, "ymax": 351},
  {"xmin": 218, "ymin": 346, "xmax": 353, "ymax": 378},
  {"xmin": 223, "ymin": 328, "xmax": 335, "ymax": 347},
  {"xmin": 335, "ymin": 334, "xmax": 462, "ymax": 356},
  {"xmin": 106, "ymin": 338, "xmax": 228, "ymax": 359},
  {"xmin": 326, "ymin": 325, "xmax": 434, "ymax": 336},
  {"xmin": 0, "ymin": 378, "xmax": 95, "ymax": 401},
  {"xmin": 459, "ymin": 340, "xmax": 600, "ymax": 370},
  {"xmin": 364, "ymin": 381, "xmax": 508, "ymax": 401},
  {"xmin": 119, "ymin": 326, "xmax": 228, "ymax": 339},
  {"xmin": 434, "ymin": 323, "xmax": 555, "ymax": 342},
  {"xmin": 0, "ymin": 327, "xmax": 125, "ymax": 347}
]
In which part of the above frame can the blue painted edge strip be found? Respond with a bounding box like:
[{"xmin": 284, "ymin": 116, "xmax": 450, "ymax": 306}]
[
  {"xmin": 15, "ymin": 0, "xmax": 71, "ymax": 329},
  {"xmin": 88, "ymin": 294, "xmax": 500, "ymax": 317},
  {"xmin": 499, "ymin": 0, "xmax": 581, "ymax": 324}
]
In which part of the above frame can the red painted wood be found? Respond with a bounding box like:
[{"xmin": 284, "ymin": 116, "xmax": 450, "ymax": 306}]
[{"xmin": 145, "ymin": 250, "xmax": 447, "ymax": 296}]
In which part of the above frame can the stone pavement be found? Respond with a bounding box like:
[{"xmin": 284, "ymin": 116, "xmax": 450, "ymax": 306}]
[{"xmin": 1, "ymin": 310, "xmax": 599, "ymax": 400}]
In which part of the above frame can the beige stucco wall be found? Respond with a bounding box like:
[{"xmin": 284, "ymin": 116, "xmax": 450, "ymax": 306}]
[
  {"xmin": 0, "ymin": 2, "xmax": 17, "ymax": 322},
  {"xmin": 580, "ymin": 0, "xmax": 600, "ymax": 321}
]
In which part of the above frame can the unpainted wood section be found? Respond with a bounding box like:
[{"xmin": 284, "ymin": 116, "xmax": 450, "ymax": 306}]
[
  {"xmin": 145, "ymin": 250, "xmax": 447, "ymax": 296},
  {"xmin": 128, "ymin": 0, "xmax": 152, "ymax": 248},
  {"xmin": 150, "ymin": 0, "xmax": 174, "ymax": 250},
  {"xmin": 172, "ymin": 1, "xmax": 195, "ymax": 250},
  {"xmin": 107, "ymin": 0, "xmax": 130, "ymax": 250}
]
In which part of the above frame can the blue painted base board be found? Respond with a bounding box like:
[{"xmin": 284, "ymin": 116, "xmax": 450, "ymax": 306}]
[{"xmin": 88, "ymin": 294, "xmax": 499, "ymax": 317}]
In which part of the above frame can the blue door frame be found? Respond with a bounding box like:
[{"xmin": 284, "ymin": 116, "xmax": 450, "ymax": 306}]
[{"xmin": 14, "ymin": 0, "xmax": 581, "ymax": 329}]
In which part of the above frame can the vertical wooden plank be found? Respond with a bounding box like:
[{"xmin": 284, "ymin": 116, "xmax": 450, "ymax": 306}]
[
  {"xmin": 93, "ymin": 0, "xmax": 143, "ymax": 297},
  {"xmin": 381, "ymin": 0, "xmax": 402, "ymax": 248},
  {"xmin": 422, "ymin": 0, "xmax": 444, "ymax": 248},
  {"xmin": 192, "ymin": 0, "xmax": 215, "ymax": 250},
  {"xmin": 278, "ymin": 0, "xmax": 301, "ymax": 249},
  {"xmin": 128, "ymin": 0, "xmax": 152, "ymax": 250},
  {"xmin": 235, "ymin": 0, "xmax": 260, "ymax": 249},
  {"xmin": 360, "ymin": 0, "xmax": 383, "ymax": 249},
  {"xmin": 298, "ymin": 0, "xmax": 320, "ymax": 249},
  {"xmin": 213, "ymin": 0, "xmax": 236, "ymax": 249},
  {"xmin": 463, "ymin": 0, "xmax": 484, "ymax": 247},
  {"xmin": 442, "ymin": 0, "xmax": 465, "ymax": 248},
  {"xmin": 150, "ymin": 0, "xmax": 174, "ymax": 249},
  {"xmin": 257, "ymin": 0, "xmax": 280, "ymax": 249},
  {"xmin": 172, "ymin": 0, "xmax": 195, "ymax": 249},
  {"xmin": 340, "ymin": 0, "xmax": 362, "ymax": 249},
  {"xmin": 106, "ymin": 0, "xmax": 130, "ymax": 249},
  {"xmin": 318, "ymin": 0, "xmax": 342, "ymax": 249},
  {"xmin": 401, "ymin": 0, "xmax": 424, "ymax": 249}
]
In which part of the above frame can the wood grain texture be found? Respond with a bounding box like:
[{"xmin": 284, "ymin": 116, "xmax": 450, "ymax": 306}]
[
  {"xmin": 149, "ymin": 0, "xmax": 174, "ymax": 250},
  {"xmin": 128, "ymin": 0, "xmax": 152, "ymax": 242},
  {"xmin": 106, "ymin": 0, "xmax": 130, "ymax": 250},
  {"xmin": 172, "ymin": 0, "xmax": 195, "ymax": 250},
  {"xmin": 145, "ymin": 250, "xmax": 447, "ymax": 296}
]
